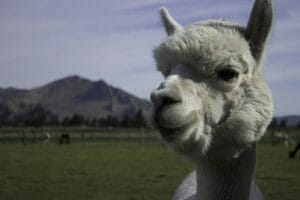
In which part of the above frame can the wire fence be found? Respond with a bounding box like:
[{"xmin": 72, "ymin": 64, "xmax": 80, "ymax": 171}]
[
  {"xmin": 0, "ymin": 127, "xmax": 160, "ymax": 145},
  {"xmin": 1, "ymin": 127, "xmax": 299, "ymax": 146}
]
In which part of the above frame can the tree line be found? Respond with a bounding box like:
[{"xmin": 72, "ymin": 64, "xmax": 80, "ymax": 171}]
[
  {"xmin": 0, "ymin": 104, "xmax": 148, "ymax": 128},
  {"xmin": 268, "ymin": 117, "xmax": 300, "ymax": 130}
]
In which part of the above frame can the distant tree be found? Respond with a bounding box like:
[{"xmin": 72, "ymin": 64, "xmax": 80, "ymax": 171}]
[
  {"xmin": 104, "ymin": 115, "xmax": 119, "ymax": 127},
  {"xmin": 62, "ymin": 117, "xmax": 71, "ymax": 126},
  {"xmin": 133, "ymin": 109, "xmax": 147, "ymax": 128},
  {"xmin": 120, "ymin": 114, "xmax": 132, "ymax": 127},
  {"xmin": 90, "ymin": 117, "xmax": 99, "ymax": 127},
  {"xmin": 279, "ymin": 119, "xmax": 287, "ymax": 130},
  {"xmin": 297, "ymin": 121, "xmax": 300, "ymax": 129},
  {"xmin": 83, "ymin": 117, "xmax": 91, "ymax": 127},
  {"xmin": 268, "ymin": 117, "xmax": 277, "ymax": 131},
  {"xmin": 22, "ymin": 105, "xmax": 58, "ymax": 127},
  {"xmin": 0, "ymin": 103, "xmax": 12, "ymax": 127},
  {"xmin": 69, "ymin": 113, "xmax": 85, "ymax": 126},
  {"xmin": 48, "ymin": 114, "xmax": 60, "ymax": 126},
  {"xmin": 98, "ymin": 118, "xmax": 107, "ymax": 127},
  {"xmin": 2, "ymin": 103, "xmax": 59, "ymax": 127}
]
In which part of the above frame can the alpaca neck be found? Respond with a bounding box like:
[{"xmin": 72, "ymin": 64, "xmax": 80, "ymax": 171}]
[{"xmin": 196, "ymin": 145, "xmax": 256, "ymax": 200}]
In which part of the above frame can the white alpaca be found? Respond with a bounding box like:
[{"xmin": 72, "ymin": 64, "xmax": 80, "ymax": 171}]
[{"xmin": 151, "ymin": 0, "xmax": 273, "ymax": 200}]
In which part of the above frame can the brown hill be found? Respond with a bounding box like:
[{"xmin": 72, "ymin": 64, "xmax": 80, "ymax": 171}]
[{"xmin": 0, "ymin": 76, "xmax": 151, "ymax": 121}]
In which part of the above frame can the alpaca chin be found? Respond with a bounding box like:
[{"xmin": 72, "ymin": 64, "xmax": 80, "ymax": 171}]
[
  {"xmin": 156, "ymin": 114, "xmax": 213, "ymax": 158},
  {"xmin": 171, "ymin": 127, "xmax": 213, "ymax": 159},
  {"xmin": 157, "ymin": 105, "xmax": 198, "ymax": 129}
]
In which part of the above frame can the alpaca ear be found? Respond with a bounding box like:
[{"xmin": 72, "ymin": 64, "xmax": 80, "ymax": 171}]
[
  {"xmin": 160, "ymin": 7, "xmax": 183, "ymax": 35},
  {"xmin": 245, "ymin": 0, "xmax": 273, "ymax": 63}
]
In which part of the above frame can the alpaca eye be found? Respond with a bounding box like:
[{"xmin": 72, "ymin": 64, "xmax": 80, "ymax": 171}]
[{"xmin": 218, "ymin": 68, "xmax": 239, "ymax": 82}]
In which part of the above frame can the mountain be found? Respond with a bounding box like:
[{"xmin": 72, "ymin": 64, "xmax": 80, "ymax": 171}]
[
  {"xmin": 0, "ymin": 76, "xmax": 151, "ymax": 122},
  {"xmin": 1, "ymin": 76, "xmax": 299, "ymax": 127}
]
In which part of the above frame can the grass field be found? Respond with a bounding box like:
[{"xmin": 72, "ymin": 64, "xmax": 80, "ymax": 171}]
[{"xmin": 0, "ymin": 139, "xmax": 299, "ymax": 200}]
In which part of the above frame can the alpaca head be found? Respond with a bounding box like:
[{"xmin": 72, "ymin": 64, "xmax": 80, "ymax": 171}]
[{"xmin": 151, "ymin": 0, "xmax": 274, "ymax": 161}]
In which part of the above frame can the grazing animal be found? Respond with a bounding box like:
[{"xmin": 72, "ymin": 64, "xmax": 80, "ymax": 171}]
[
  {"xmin": 271, "ymin": 131, "xmax": 290, "ymax": 146},
  {"xmin": 151, "ymin": 0, "xmax": 274, "ymax": 199},
  {"xmin": 59, "ymin": 133, "xmax": 71, "ymax": 144},
  {"xmin": 43, "ymin": 132, "xmax": 52, "ymax": 144},
  {"xmin": 289, "ymin": 142, "xmax": 300, "ymax": 159}
]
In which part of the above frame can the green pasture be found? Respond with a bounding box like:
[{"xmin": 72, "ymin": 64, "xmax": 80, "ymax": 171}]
[{"xmin": 0, "ymin": 135, "xmax": 299, "ymax": 200}]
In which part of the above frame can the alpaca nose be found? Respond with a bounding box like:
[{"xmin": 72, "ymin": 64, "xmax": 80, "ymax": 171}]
[{"xmin": 151, "ymin": 87, "xmax": 182, "ymax": 108}]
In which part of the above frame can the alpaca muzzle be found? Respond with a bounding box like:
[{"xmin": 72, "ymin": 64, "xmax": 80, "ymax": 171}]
[{"xmin": 151, "ymin": 86, "xmax": 199, "ymax": 137}]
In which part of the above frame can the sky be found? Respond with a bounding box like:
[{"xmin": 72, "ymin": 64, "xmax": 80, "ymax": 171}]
[{"xmin": 0, "ymin": 0, "xmax": 299, "ymax": 116}]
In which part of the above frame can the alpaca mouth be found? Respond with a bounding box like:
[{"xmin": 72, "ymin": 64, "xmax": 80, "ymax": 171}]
[
  {"xmin": 157, "ymin": 116, "xmax": 198, "ymax": 142},
  {"xmin": 155, "ymin": 105, "xmax": 198, "ymax": 128}
]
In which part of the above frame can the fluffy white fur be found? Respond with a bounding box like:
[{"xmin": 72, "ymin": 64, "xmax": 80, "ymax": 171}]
[{"xmin": 151, "ymin": 0, "xmax": 274, "ymax": 199}]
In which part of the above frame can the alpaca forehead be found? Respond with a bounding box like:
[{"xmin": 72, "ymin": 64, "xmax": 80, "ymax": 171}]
[{"xmin": 154, "ymin": 20, "xmax": 253, "ymax": 75}]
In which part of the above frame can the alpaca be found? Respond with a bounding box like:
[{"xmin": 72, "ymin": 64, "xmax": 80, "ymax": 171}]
[{"xmin": 151, "ymin": 0, "xmax": 274, "ymax": 200}]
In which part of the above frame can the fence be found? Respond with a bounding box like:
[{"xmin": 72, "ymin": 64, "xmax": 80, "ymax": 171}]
[{"xmin": 0, "ymin": 127, "xmax": 160, "ymax": 145}]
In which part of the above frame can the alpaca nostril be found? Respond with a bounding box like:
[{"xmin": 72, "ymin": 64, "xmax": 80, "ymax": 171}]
[
  {"xmin": 161, "ymin": 94, "xmax": 181, "ymax": 105},
  {"xmin": 151, "ymin": 89, "xmax": 182, "ymax": 107}
]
